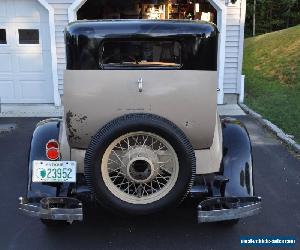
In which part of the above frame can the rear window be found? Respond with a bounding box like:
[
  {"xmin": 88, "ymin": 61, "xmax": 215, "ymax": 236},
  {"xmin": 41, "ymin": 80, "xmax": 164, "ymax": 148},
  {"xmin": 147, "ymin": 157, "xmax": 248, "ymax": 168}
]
[{"xmin": 99, "ymin": 40, "xmax": 182, "ymax": 69}]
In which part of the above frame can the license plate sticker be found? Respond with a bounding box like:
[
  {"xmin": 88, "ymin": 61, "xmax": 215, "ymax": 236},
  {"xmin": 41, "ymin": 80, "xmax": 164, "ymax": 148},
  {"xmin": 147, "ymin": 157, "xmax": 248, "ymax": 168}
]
[{"xmin": 32, "ymin": 161, "xmax": 77, "ymax": 182}]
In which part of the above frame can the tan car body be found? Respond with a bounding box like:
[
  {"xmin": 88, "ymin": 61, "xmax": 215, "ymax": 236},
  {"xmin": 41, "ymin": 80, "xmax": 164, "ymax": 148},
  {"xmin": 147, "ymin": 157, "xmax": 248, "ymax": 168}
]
[{"xmin": 63, "ymin": 70, "xmax": 222, "ymax": 174}]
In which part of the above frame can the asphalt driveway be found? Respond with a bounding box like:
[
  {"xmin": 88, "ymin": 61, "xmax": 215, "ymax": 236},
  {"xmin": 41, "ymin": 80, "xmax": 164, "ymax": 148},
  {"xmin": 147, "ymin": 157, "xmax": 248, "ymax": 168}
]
[{"xmin": 0, "ymin": 115, "xmax": 299, "ymax": 250}]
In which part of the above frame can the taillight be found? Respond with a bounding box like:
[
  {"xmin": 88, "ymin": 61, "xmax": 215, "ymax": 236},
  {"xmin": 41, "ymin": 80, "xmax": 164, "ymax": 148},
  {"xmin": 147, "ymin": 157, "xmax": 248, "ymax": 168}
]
[{"xmin": 46, "ymin": 140, "xmax": 60, "ymax": 160}]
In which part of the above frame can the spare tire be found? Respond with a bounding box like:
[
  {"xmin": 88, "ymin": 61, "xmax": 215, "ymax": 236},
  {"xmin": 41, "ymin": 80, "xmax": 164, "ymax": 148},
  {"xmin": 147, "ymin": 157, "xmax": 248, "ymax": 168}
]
[{"xmin": 85, "ymin": 113, "xmax": 196, "ymax": 215}]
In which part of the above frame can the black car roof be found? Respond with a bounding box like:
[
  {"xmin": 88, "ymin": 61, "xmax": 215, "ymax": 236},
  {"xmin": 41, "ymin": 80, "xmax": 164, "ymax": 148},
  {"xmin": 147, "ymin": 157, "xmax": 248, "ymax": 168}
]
[{"xmin": 66, "ymin": 20, "xmax": 218, "ymax": 38}]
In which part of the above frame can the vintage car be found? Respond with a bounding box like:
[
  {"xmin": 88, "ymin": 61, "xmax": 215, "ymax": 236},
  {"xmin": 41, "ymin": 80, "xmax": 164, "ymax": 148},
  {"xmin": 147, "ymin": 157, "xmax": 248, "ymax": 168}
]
[{"xmin": 19, "ymin": 20, "xmax": 261, "ymax": 226}]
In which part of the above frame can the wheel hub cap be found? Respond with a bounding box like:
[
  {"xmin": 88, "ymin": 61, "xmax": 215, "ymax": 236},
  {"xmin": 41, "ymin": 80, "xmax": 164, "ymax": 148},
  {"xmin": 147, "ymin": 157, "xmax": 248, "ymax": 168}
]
[{"xmin": 128, "ymin": 158, "xmax": 154, "ymax": 183}]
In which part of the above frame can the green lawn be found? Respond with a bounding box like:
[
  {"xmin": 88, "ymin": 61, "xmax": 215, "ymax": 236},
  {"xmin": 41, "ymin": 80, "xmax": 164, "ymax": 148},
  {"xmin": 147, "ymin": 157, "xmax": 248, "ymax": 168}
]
[{"xmin": 243, "ymin": 25, "xmax": 300, "ymax": 143}]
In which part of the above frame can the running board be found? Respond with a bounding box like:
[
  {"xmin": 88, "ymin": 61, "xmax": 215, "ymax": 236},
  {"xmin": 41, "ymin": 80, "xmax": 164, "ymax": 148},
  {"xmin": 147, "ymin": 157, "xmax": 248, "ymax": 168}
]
[{"xmin": 198, "ymin": 197, "xmax": 262, "ymax": 223}]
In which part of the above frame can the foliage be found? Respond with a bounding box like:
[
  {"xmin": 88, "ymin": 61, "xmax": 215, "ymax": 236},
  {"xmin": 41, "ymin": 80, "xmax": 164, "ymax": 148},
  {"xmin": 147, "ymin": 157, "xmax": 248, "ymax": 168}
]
[
  {"xmin": 245, "ymin": 0, "xmax": 300, "ymax": 37},
  {"xmin": 243, "ymin": 25, "xmax": 300, "ymax": 143}
]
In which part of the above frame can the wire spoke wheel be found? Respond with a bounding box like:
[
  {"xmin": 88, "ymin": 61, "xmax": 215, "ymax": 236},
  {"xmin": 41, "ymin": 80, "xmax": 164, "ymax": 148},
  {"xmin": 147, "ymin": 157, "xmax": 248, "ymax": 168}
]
[
  {"xmin": 101, "ymin": 132, "xmax": 179, "ymax": 204},
  {"xmin": 85, "ymin": 114, "xmax": 196, "ymax": 215}
]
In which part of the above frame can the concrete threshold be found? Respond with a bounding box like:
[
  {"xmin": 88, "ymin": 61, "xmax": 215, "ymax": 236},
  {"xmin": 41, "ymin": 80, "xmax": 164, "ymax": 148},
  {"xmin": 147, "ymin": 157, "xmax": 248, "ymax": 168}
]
[
  {"xmin": 218, "ymin": 104, "xmax": 246, "ymax": 116},
  {"xmin": 0, "ymin": 104, "xmax": 63, "ymax": 117}
]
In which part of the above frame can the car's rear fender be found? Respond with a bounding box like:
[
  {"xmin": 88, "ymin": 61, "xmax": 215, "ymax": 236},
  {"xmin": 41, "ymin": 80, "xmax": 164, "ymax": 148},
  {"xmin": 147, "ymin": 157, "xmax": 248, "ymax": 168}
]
[
  {"xmin": 221, "ymin": 118, "xmax": 254, "ymax": 197},
  {"xmin": 191, "ymin": 118, "xmax": 255, "ymax": 198},
  {"xmin": 26, "ymin": 118, "xmax": 72, "ymax": 203}
]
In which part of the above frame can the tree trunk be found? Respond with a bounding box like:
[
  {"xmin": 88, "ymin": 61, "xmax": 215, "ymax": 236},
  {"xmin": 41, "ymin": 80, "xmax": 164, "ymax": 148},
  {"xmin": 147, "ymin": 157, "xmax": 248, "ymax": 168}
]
[
  {"xmin": 286, "ymin": 5, "xmax": 291, "ymax": 28},
  {"xmin": 253, "ymin": 0, "xmax": 256, "ymax": 36},
  {"xmin": 269, "ymin": 2, "xmax": 273, "ymax": 32}
]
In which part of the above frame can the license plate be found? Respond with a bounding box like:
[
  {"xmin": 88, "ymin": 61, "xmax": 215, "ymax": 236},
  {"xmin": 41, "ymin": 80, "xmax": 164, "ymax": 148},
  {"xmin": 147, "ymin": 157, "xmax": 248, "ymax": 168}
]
[{"xmin": 32, "ymin": 161, "xmax": 76, "ymax": 182}]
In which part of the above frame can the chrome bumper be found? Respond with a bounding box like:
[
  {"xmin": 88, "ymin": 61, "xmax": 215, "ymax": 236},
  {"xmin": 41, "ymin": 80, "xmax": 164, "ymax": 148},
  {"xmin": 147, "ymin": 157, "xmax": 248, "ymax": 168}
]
[
  {"xmin": 19, "ymin": 197, "xmax": 83, "ymax": 223},
  {"xmin": 198, "ymin": 196, "xmax": 262, "ymax": 223}
]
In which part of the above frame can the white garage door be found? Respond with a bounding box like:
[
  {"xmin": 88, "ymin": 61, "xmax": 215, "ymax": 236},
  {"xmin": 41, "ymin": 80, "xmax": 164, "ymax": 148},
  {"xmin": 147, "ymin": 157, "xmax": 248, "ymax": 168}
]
[{"xmin": 0, "ymin": 0, "xmax": 53, "ymax": 103}]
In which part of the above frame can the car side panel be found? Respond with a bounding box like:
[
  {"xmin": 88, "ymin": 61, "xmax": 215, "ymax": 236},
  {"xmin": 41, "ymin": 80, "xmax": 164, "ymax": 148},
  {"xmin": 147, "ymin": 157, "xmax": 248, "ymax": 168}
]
[{"xmin": 195, "ymin": 114, "xmax": 222, "ymax": 174}]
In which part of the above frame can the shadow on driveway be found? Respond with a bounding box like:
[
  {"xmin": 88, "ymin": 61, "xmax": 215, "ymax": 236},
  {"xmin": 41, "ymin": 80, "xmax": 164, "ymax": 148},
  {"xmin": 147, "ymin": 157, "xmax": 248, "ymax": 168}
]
[{"xmin": 0, "ymin": 116, "xmax": 299, "ymax": 250}]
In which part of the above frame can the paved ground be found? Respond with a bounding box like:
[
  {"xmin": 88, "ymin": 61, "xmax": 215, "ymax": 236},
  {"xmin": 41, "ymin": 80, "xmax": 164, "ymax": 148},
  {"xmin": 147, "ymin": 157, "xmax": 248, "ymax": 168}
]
[{"xmin": 0, "ymin": 116, "xmax": 299, "ymax": 250}]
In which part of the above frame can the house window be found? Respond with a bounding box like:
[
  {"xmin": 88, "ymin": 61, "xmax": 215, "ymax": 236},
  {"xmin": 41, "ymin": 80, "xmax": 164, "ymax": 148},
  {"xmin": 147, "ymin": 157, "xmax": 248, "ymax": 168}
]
[
  {"xmin": 0, "ymin": 29, "xmax": 6, "ymax": 44},
  {"xmin": 18, "ymin": 29, "xmax": 39, "ymax": 44},
  {"xmin": 100, "ymin": 40, "xmax": 182, "ymax": 69}
]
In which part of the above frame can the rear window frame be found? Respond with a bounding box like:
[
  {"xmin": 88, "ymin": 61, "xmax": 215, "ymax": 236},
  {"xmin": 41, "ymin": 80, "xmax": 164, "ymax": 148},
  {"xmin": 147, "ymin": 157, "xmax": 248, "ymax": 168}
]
[{"xmin": 98, "ymin": 39, "xmax": 183, "ymax": 70}]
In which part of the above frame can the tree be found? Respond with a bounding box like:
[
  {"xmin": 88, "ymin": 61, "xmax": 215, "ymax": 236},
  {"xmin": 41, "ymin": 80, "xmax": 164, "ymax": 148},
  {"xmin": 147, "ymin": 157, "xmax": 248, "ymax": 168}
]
[{"xmin": 245, "ymin": 0, "xmax": 300, "ymax": 37}]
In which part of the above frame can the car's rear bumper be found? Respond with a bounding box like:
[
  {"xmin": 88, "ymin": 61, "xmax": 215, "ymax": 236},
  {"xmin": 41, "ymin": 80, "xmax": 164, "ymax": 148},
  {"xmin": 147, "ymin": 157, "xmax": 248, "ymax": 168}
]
[
  {"xmin": 198, "ymin": 196, "xmax": 262, "ymax": 223},
  {"xmin": 19, "ymin": 197, "xmax": 83, "ymax": 223},
  {"xmin": 19, "ymin": 196, "xmax": 261, "ymax": 223}
]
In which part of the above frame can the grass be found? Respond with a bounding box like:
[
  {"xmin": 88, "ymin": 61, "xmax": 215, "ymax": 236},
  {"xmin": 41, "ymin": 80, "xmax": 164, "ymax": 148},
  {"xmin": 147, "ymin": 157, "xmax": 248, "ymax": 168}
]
[{"xmin": 243, "ymin": 25, "xmax": 300, "ymax": 143}]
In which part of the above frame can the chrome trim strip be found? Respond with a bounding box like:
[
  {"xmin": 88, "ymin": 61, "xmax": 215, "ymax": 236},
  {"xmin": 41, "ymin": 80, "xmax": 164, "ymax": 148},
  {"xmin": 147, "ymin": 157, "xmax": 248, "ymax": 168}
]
[
  {"xmin": 198, "ymin": 196, "xmax": 262, "ymax": 223},
  {"xmin": 19, "ymin": 197, "xmax": 83, "ymax": 222}
]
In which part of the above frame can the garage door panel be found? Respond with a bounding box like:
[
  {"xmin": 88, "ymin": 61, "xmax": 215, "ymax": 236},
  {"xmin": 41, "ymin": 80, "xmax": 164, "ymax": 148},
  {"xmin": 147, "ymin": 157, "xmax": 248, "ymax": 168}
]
[
  {"xmin": 0, "ymin": 0, "xmax": 8, "ymax": 18},
  {"xmin": 0, "ymin": 73, "xmax": 14, "ymax": 80},
  {"xmin": 0, "ymin": 48, "xmax": 12, "ymax": 53},
  {"xmin": 0, "ymin": 10, "xmax": 7, "ymax": 19},
  {"xmin": 15, "ymin": 73, "xmax": 48, "ymax": 80},
  {"xmin": 18, "ymin": 53, "xmax": 44, "ymax": 72},
  {"xmin": 11, "ymin": 47, "xmax": 43, "ymax": 54},
  {"xmin": 14, "ymin": 1, "xmax": 41, "ymax": 20},
  {"xmin": 40, "ymin": 26, "xmax": 51, "ymax": 48},
  {"xmin": 20, "ymin": 80, "xmax": 52, "ymax": 100},
  {"xmin": 0, "ymin": 80, "xmax": 14, "ymax": 99},
  {"xmin": 0, "ymin": 54, "xmax": 12, "ymax": 72}
]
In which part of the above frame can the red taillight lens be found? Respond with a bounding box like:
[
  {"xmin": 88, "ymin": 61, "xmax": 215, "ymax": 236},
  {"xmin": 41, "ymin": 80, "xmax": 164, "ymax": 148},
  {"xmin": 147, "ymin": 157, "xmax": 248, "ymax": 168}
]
[
  {"xmin": 47, "ymin": 148, "xmax": 59, "ymax": 160},
  {"xmin": 46, "ymin": 140, "xmax": 59, "ymax": 149},
  {"xmin": 46, "ymin": 140, "xmax": 60, "ymax": 160}
]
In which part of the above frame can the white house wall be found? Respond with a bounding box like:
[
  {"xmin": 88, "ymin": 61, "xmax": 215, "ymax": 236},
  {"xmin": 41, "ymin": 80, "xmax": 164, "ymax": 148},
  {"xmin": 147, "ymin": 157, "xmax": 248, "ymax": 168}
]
[
  {"xmin": 47, "ymin": 0, "xmax": 73, "ymax": 96},
  {"xmin": 224, "ymin": 1, "xmax": 242, "ymax": 94},
  {"xmin": 45, "ymin": 0, "xmax": 244, "ymax": 100}
]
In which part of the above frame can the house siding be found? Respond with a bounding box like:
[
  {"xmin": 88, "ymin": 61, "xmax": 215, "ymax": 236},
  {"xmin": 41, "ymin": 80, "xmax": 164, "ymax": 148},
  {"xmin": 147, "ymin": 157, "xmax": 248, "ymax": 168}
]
[
  {"xmin": 47, "ymin": 1, "xmax": 73, "ymax": 95},
  {"xmin": 46, "ymin": 0, "xmax": 244, "ymax": 100},
  {"xmin": 224, "ymin": 1, "xmax": 243, "ymax": 94}
]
